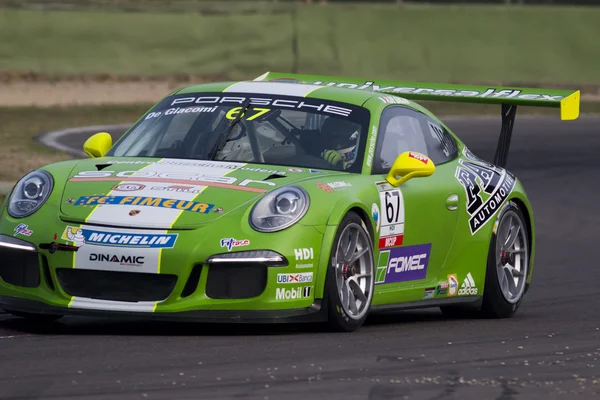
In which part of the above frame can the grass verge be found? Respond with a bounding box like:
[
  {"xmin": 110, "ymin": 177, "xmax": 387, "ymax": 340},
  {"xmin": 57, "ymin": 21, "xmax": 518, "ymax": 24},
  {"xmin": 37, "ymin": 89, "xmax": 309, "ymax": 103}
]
[
  {"xmin": 1, "ymin": 101, "xmax": 599, "ymax": 183},
  {"xmin": 0, "ymin": 104, "xmax": 149, "ymax": 181},
  {"xmin": 1, "ymin": 4, "xmax": 600, "ymax": 86}
]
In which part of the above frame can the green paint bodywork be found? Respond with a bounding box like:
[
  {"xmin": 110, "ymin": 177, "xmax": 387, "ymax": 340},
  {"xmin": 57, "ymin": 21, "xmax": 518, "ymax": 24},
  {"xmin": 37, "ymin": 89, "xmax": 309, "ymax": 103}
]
[{"xmin": 0, "ymin": 75, "xmax": 546, "ymax": 320}]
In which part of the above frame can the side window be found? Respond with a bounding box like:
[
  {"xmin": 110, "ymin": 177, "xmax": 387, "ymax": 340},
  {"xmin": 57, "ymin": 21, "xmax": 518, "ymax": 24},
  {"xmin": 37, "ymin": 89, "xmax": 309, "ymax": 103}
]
[
  {"xmin": 423, "ymin": 118, "xmax": 458, "ymax": 165},
  {"xmin": 373, "ymin": 106, "xmax": 457, "ymax": 174}
]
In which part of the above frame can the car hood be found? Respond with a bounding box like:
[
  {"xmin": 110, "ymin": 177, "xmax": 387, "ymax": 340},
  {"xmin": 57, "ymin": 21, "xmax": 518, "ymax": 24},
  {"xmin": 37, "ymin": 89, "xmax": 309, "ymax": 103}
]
[{"xmin": 59, "ymin": 157, "xmax": 338, "ymax": 229}]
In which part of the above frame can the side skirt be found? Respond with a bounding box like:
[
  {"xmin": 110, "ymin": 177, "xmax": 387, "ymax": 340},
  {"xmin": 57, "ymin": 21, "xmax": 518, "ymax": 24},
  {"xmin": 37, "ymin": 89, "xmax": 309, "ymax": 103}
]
[{"xmin": 370, "ymin": 296, "xmax": 482, "ymax": 313}]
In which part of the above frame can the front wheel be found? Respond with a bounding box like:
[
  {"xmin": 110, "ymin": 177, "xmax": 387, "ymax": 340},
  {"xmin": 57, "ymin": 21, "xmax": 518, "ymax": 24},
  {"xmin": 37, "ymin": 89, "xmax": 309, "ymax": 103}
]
[{"xmin": 325, "ymin": 212, "xmax": 375, "ymax": 332}]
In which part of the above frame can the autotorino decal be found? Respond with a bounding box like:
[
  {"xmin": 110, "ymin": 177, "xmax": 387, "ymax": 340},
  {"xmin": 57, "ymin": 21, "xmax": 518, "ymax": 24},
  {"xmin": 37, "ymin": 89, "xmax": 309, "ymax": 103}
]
[
  {"xmin": 375, "ymin": 182, "xmax": 404, "ymax": 249},
  {"xmin": 375, "ymin": 244, "xmax": 431, "ymax": 285},
  {"xmin": 74, "ymin": 195, "xmax": 214, "ymax": 214},
  {"xmin": 455, "ymin": 148, "xmax": 516, "ymax": 234},
  {"xmin": 62, "ymin": 226, "xmax": 178, "ymax": 248}
]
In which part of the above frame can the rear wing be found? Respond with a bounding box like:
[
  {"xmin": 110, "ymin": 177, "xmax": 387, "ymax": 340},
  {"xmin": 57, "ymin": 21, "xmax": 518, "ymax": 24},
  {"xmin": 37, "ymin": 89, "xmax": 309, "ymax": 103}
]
[{"xmin": 254, "ymin": 72, "xmax": 581, "ymax": 167}]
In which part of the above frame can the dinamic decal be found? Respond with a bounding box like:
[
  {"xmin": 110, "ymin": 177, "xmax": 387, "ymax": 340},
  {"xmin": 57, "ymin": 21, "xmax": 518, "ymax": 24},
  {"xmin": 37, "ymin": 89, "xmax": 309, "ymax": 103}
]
[
  {"xmin": 74, "ymin": 196, "xmax": 214, "ymax": 214},
  {"xmin": 375, "ymin": 244, "xmax": 431, "ymax": 285},
  {"xmin": 455, "ymin": 148, "xmax": 516, "ymax": 234},
  {"xmin": 62, "ymin": 226, "xmax": 178, "ymax": 248}
]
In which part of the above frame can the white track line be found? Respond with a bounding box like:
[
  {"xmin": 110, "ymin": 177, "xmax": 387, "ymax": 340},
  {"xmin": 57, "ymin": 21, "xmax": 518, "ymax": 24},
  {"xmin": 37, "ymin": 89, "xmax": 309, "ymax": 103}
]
[{"xmin": 36, "ymin": 123, "xmax": 131, "ymax": 157}]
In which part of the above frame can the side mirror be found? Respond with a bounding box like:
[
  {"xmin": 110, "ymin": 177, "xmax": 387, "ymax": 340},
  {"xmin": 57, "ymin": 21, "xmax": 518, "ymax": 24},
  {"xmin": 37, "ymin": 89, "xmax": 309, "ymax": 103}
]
[
  {"xmin": 386, "ymin": 151, "xmax": 435, "ymax": 186},
  {"xmin": 83, "ymin": 132, "xmax": 112, "ymax": 158}
]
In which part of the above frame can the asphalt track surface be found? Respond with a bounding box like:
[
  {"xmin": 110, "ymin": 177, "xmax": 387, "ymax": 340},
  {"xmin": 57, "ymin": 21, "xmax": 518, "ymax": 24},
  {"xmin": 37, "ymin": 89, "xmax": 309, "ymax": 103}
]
[{"xmin": 2, "ymin": 115, "xmax": 600, "ymax": 400}]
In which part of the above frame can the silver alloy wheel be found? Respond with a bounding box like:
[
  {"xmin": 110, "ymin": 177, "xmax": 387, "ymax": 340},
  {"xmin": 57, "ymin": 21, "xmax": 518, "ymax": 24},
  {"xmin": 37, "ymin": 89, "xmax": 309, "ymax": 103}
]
[
  {"xmin": 333, "ymin": 222, "xmax": 374, "ymax": 320},
  {"xmin": 495, "ymin": 210, "xmax": 528, "ymax": 304}
]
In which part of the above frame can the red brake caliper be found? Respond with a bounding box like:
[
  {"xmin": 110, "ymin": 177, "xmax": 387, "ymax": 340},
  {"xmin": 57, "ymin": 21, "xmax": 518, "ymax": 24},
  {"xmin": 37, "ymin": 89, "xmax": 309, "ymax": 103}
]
[{"xmin": 500, "ymin": 249, "xmax": 508, "ymax": 265}]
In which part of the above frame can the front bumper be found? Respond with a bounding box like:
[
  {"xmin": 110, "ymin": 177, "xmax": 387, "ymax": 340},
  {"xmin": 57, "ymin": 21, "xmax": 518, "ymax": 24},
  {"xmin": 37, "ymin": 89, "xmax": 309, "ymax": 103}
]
[
  {"xmin": 0, "ymin": 296, "xmax": 325, "ymax": 323},
  {"xmin": 0, "ymin": 209, "xmax": 330, "ymax": 320}
]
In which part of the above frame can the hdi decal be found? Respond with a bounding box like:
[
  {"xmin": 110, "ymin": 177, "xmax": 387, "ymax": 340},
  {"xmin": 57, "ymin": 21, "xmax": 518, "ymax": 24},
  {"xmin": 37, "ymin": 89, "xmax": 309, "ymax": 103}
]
[
  {"xmin": 375, "ymin": 244, "xmax": 431, "ymax": 285},
  {"xmin": 455, "ymin": 148, "xmax": 516, "ymax": 234}
]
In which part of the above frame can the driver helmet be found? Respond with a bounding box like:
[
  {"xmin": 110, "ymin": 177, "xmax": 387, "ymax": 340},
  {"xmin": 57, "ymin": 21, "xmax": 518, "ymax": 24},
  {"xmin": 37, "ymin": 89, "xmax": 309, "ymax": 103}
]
[{"xmin": 322, "ymin": 117, "xmax": 360, "ymax": 167}]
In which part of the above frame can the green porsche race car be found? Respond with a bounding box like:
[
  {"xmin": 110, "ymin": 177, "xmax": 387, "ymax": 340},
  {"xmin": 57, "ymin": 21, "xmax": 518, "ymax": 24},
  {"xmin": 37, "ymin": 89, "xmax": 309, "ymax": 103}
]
[{"xmin": 0, "ymin": 72, "xmax": 580, "ymax": 331}]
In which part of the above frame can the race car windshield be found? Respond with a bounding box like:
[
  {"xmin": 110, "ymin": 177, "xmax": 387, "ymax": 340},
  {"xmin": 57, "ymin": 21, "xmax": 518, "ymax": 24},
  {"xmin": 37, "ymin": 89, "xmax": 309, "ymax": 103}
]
[{"xmin": 107, "ymin": 93, "xmax": 370, "ymax": 173}]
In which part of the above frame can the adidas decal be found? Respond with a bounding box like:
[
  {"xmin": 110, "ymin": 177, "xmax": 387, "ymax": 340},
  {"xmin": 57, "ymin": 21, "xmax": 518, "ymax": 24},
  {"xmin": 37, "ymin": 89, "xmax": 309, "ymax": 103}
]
[{"xmin": 458, "ymin": 272, "xmax": 478, "ymax": 296}]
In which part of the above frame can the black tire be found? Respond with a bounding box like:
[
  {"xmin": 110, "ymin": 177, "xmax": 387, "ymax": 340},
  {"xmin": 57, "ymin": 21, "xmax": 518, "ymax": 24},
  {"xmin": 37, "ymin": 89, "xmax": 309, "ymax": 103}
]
[
  {"xmin": 325, "ymin": 212, "xmax": 375, "ymax": 332},
  {"xmin": 4, "ymin": 310, "xmax": 64, "ymax": 323},
  {"xmin": 480, "ymin": 202, "xmax": 530, "ymax": 318},
  {"xmin": 441, "ymin": 201, "xmax": 531, "ymax": 319}
]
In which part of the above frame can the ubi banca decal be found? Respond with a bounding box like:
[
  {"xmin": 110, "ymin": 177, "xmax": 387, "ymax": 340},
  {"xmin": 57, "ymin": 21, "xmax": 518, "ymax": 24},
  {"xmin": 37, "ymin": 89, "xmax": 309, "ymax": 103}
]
[
  {"xmin": 277, "ymin": 272, "xmax": 313, "ymax": 284},
  {"xmin": 455, "ymin": 148, "xmax": 516, "ymax": 234}
]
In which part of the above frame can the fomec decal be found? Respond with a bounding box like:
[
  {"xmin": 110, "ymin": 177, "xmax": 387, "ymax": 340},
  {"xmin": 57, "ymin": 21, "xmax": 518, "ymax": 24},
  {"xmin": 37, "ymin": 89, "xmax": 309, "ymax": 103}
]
[
  {"xmin": 455, "ymin": 148, "xmax": 516, "ymax": 234},
  {"xmin": 375, "ymin": 244, "xmax": 431, "ymax": 285}
]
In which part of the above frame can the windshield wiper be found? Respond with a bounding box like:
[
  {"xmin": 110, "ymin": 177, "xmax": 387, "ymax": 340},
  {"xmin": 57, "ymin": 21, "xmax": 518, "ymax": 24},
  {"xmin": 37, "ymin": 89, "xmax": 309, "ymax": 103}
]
[{"xmin": 208, "ymin": 99, "xmax": 252, "ymax": 160}]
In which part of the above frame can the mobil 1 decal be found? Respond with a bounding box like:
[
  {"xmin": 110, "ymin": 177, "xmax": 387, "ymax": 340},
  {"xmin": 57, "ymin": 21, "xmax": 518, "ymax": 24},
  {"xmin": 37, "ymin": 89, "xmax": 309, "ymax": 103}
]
[
  {"xmin": 376, "ymin": 181, "xmax": 404, "ymax": 249},
  {"xmin": 455, "ymin": 148, "xmax": 516, "ymax": 234}
]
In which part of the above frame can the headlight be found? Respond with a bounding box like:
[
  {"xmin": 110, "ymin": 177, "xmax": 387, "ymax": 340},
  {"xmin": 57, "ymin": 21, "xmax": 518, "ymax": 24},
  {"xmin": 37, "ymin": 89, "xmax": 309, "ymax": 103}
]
[
  {"xmin": 8, "ymin": 170, "xmax": 54, "ymax": 218},
  {"xmin": 249, "ymin": 186, "xmax": 309, "ymax": 232}
]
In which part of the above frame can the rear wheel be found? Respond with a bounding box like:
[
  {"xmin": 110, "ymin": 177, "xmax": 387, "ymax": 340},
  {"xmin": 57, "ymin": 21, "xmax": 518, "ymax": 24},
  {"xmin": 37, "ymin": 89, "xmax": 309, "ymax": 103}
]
[
  {"xmin": 441, "ymin": 202, "xmax": 530, "ymax": 319},
  {"xmin": 481, "ymin": 202, "xmax": 530, "ymax": 317},
  {"xmin": 325, "ymin": 212, "xmax": 375, "ymax": 332},
  {"xmin": 4, "ymin": 310, "xmax": 64, "ymax": 323}
]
